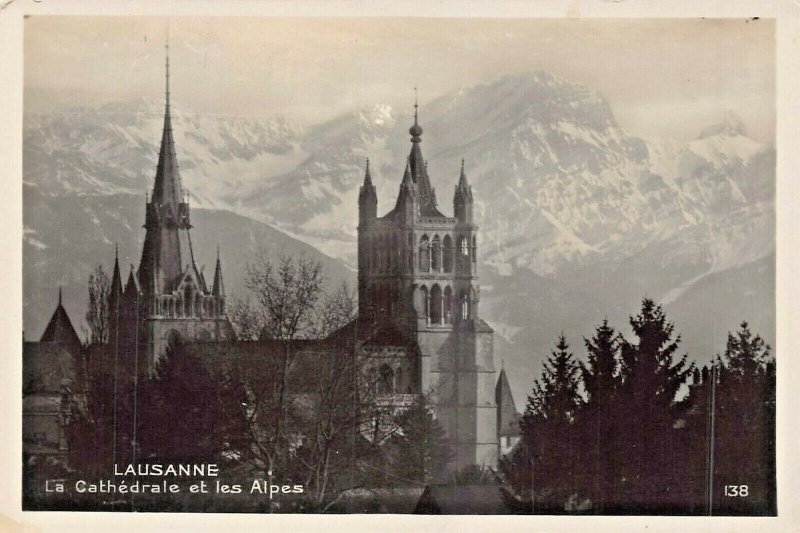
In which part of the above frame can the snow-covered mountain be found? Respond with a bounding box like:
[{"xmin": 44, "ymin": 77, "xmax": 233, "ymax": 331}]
[{"xmin": 23, "ymin": 71, "xmax": 775, "ymax": 402}]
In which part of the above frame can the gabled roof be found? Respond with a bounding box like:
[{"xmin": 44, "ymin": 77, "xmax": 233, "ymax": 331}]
[{"xmin": 39, "ymin": 290, "xmax": 82, "ymax": 354}]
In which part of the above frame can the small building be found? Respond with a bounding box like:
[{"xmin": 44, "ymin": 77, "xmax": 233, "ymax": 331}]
[{"xmin": 23, "ymin": 290, "xmax": 83, "ymax": 456}]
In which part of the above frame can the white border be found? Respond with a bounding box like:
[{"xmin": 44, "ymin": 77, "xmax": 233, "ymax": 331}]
[{"xmin": 1, "ymin": 1, "xmax": 796, "ymax": 532}]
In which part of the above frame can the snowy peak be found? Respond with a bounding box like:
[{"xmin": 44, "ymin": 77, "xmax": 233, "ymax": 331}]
[{"xmin": 698, "ymin": 110, "xmax": 748, "ymax": 139}]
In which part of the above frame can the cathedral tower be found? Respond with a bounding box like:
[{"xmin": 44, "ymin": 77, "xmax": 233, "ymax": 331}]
[
  {"xmin": 109, "ymin": 43, "xmax": 232, "ymax": 374},
  {"xmin": 357, "ymin": 101, "xmax": 498, "ymax": 469}
]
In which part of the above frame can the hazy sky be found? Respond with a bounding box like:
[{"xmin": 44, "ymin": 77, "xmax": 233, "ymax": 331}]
[{"xmin": 24, "ymin": 16, "xmax": 775, "ymax": 143}]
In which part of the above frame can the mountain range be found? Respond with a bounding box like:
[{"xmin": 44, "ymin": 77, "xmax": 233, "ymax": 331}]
[{"xmin": 23, "ymin": 71, "xmax": 775, "ymax": 403}]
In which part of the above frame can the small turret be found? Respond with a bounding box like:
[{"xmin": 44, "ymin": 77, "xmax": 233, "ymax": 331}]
[
  {"xmin": 358, "ymin": 158, "xmax": 378, "ymax": 226},
  {"xmin": 454, "ymin": 159, "xmax": 474, "ymax": 224},
  {"xmin": 212, "ymin": 245, "xmax": 225, "ymax": 297},
  {"xmin": 394, "ymin": 160, "xmax": 417, "ymax": 223},
  {"xmin": 109, "ymin": 244, "xmax": 123, "ymax": 311}
]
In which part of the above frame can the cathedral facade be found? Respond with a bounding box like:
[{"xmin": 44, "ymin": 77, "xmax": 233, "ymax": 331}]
[{"xmin": 357, "ymin": 106, "xmax": 499, "ymax": 469}]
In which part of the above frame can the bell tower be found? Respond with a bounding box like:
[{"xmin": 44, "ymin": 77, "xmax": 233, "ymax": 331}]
[{"xmin": 357, "ymin": 101, "xmax": 498, "ymax": 469}]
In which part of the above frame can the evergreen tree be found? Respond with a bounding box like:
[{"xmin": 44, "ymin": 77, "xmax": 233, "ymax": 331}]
[
  {"xmin": 138, "ymin": 338, "xmax": 246, "ymax": 463},
  {"xmin": 578, "ymin": 319, "xmax": 622, "ymax": 511},
  {"xmin": 528, "ymin": 334, "xmax": 583, "ymax": 424},
  {"xmin": 616, "ymin": 298, "xmax": 694, "ymax": 510},
  {"xmin": 511, "ymin": 334, "xmax": 583, "ymax": 510},
  {"xmin": 389, "ymin": 396, "xmax": 452, "ymax": 484},
  {"xmin": 713, "ymin": 322, "xmax": 775, "ymax": 514}
]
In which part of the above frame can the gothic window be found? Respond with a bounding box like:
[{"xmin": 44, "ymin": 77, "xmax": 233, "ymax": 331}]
[
  {"xmin": 184, "ymin": 286, "xmax": 192, "ymax": 317},
  {"xmin": 419, "ymin": 235, "xmax": 430, "ymax": 272},
  {"xmin": 472, "ymin": 235, "xmax": 477, "ymax": 264},
  {"xmin": 416, "ymin": 285, "xmax": 429, "ymax": 319},
  {"xmin": 460, "ymin": 236, "xmax": 469, "ymax": 255},
  {"xmin": 443, "ymin": 235, "xmax": 453, "ymax": 273},
  {"xmin": 431, "ymin": 235, "xmax": 441, "ymax": 272},
  {"xmin": 460, "ymin": 290, "xmax": 469, "ymax": 320},
  {"xmin": 444, "ymin": 286, "xmax": 453, "ymax": 324},
  {"xmin": 378, "ymin": 364, "xmax": 394, "ymax": 394},
  {"xmin": 430, "ymin": 284, "xmax": 443, "ymax": 325}
]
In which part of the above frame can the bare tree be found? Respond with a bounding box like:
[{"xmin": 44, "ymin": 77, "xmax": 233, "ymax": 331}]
[
  {"xmin": 84, "ymin": 264, "xmax": 111, "ymax": 346},
  {"xmin": 227, "ymin": 252, "xmax": 401, "ymax": 507}
]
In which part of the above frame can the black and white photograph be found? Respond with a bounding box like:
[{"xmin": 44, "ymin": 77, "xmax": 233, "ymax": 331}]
[{"xmin": 3, "ymin": 2, "xmax": 796, "ymax": 530}]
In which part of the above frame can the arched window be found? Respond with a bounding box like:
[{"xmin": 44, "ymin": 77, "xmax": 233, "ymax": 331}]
[
  {"xmin": 419, "ymin": 235, "xmax": 430, "ymax": 272},
  {"xmin": 430, "ymin": 284, "xmax": 443, "ymax": 325},
  {"xmin": 184, "ymin": 286, "xmax": 192, "ymax": 317},
  {"xmin": 444, "ymin": 286, "xmax": 453, "ymax": 324},
  {"xmin": 460, "ymin": 291, "xmax": 469, "ymax": 320},
  {"xmin": 460, "ymin": 236, "xmax": 469, "ymax": 256},
  {"xmin": 443, "ymin": 235, "xmax": 453, "ymax": 273},
  {"xmin": 378, "ymin": 364, "xmax": 394, "ymax": 394},
  {"xmin": 472, "ymin": 235, "xmax": 477, "ymax": 264},
  {"xmin": 416, "ymin": 285, "xmax": 429, "ymax": 319},
  {"xmin": 431, "ymin": 235, "xmax": 441, "ymax": 272}
]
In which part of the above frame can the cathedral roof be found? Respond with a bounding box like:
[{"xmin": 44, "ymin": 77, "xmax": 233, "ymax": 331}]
[
  {"xmin": 39, "ymin": 289, "xmax": 82, "ymax": 354},
  {"xmin": 384, "ymin": 105, "xmax": 446, "ymax": 220},
  {"xmin": 406, "ymin": 111, "xmax": 444, "ymax": 218}
]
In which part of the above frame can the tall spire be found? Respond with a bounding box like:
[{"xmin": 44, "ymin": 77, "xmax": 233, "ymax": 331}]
[
  {"xmin": 359, "ymin": 157, "xmax": 378, "ymax": 223},
  {"xmin": 151, "ymin": 35, "xmax": 183, "ymax": 209},
  {"xmin": 364, "ymin": 157, "xmax": 372, "ymax": 186},
  {"xmin": 139, "ymin": 36, "xmax": 188, "ymax": 295},
  {"xmin": 165, "ymin": 32, "xmax": 170, "ymax": 115}
]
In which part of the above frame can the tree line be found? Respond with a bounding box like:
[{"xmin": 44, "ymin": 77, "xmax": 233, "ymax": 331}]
[{"xmin": 499, "ymin": 299, "xmax": 776, "ymax": 515}]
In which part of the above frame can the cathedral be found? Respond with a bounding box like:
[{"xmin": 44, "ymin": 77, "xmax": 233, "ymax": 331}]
[{"xmin": 23, "ymin": 52, "xmax": 520, "ymax": 472}]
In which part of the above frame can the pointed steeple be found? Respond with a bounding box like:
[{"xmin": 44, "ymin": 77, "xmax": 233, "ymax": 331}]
[
  {"xmin": 454, "ymin": 159, "xmax": 474, "ymax": 223},
  {"xmin": 363, "ymin": 157, "xmax": 372, "ymax": 186},
  {"xmin": 151, "ymin": 39, "xmax": 183, "ymax": 210},
  {"xmin": 110, "ymin": 244, "xmax": 123, "ymax": 303},
  {"xmin": 405, "ymin": 91, "xmax": 444, "ymax": 217},
  {"xmin": 358, "ymin": 158, "xmax": 378, "ymax": 225},
  {"xmin": 496, "ymin": 366, "xmax": 521, "ymax": 439},
  {"xmin": 212, "ymin": 245, "xmax": 225, "ymax": 297},
  {"xmin": 139, "ymin": 39, "xmax": 190, "ymax": 295}
]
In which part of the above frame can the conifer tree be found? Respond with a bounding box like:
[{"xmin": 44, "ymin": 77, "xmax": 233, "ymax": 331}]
[
  {"xmin": 713, "ymin": 322, "xmax": 775, "ymax": 514},
  {"xmin": 515, "ymin": 334, "xmax": 583, "ymax": 509},
  {"xmin": 617, "ymin": 298, "xmax": 694, "ymax": 510},
  {"xmin": 389, "ymin": 395, "xmax": 452, "ymax": 484},
  {"xmin": 579, "ymin": 319, "xmax": 622, "ymax": 511}
]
